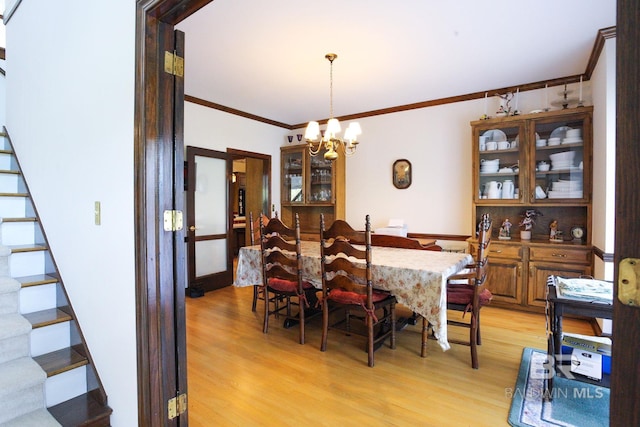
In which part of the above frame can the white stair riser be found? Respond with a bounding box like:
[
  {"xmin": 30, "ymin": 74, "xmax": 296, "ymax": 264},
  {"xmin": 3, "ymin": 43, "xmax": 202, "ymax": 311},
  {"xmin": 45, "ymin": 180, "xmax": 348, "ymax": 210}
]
[
  {"xmin": 0, "ymin": 152, "xmax": 13, "ymax": 170},
  {"xmin": 30, "ymin": 322, "xmax": 70, "ymax": 357},
  {"xmin": 45, "ymin": 365, "xmax": 87, "ymax": 408},
  {"xmin": 0, "ymin": 173, "xmax": 18, "ymax": 193},
  {"xmin": 9, "ymin": 251, "xmax": 45, "ymax": 277},
  {"xmin": 20, "ymin": 283, "xmax": 57, "ymax": 314},
  {"xmin": 0, "ymin": 196, "xmax": 27, "ymax": 218},
  {"xmin": 2, "ymin": 221, "xmax": 36, "ymax": 245}
]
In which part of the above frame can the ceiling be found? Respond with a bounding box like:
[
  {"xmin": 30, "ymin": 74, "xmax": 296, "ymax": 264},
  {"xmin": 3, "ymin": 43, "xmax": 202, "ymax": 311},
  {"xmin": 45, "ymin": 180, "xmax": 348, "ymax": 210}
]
[{"xmin": 176, "ymin": 0, "xmax": 616, "ymax": 128}]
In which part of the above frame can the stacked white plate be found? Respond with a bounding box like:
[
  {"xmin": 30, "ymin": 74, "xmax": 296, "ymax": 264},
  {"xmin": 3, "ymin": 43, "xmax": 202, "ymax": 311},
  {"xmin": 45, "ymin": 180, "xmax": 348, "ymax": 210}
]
[
  {"xmin": 548, "ymin": 190, "xmax": 583, "ymax": 198},
  {"xmin": 480, "ymin": 159, "xmax": 499, "ymax": 173},
  {"xmin": 548, "ymin": 179, "xmax": 583, "ymax": 198},
  {"xmin": 549, "ymin": 151, "xmax": 576, "ymax": 170},
  {"xmin": 562, "ymin": 128, "xmax": 583, "ymax": 144}
]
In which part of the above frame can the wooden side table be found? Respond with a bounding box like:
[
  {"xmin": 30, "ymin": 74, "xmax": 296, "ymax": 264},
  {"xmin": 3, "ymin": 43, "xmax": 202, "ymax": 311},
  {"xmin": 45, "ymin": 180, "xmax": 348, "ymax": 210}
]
[{"xmin": 544, "ymin": 276, "xmax": 613, "ymax": 401}]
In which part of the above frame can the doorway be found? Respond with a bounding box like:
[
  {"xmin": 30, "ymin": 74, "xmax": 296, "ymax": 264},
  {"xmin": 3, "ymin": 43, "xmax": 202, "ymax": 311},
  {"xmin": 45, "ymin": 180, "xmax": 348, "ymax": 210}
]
[{"xmin": 228, "ymin": 149, "xmax": 272, "ymax": 259}]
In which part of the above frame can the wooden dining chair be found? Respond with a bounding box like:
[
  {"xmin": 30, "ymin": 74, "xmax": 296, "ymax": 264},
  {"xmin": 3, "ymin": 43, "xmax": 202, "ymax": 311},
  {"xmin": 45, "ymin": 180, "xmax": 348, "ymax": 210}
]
[
  {"xmin": 371, "ymin": 233, "xmax": 441, "ymax": 251},
  {"xmin": 259, "ymin": 213, "xmax": 316, "ymax": 344},
  {"xmin": 249, "ymin": 211, "xmax": 271, "ymax": 312},
  {"xmin": 319, "ymin": 214, "xmax": 397, "ymax": 367},
  {"xmin": 438, "ymin": 213, "xmax": 493, "ymax": 368}
]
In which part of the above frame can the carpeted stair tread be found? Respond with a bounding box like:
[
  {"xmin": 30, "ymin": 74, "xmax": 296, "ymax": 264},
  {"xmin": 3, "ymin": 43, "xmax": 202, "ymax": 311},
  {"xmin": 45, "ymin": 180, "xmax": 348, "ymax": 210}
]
[
  {"xmin": 0, "ymin": 408, "xmax": 62, "ymax": 427},
  {"xmin": 48, "ymin": 393, "xmax": 113, "ymax": 427},
  {"xmin": 0, "ymin": 313, "xmax": 31, "ymax": 340},
  {"xmin": 0, "ymin": 357, "xmax": 46, "ymax": 393},
  {"xmin": 0, "ymin": 245, "xmax": 12, "ymax": 257},
  {"xmin": 0, "ymin": 276, "xmax": 20, "ymax": 294}
]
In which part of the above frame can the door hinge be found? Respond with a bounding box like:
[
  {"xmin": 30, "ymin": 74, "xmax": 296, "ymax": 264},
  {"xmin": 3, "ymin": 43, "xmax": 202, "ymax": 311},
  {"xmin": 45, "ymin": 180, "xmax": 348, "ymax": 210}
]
[
  {"xmin": 168, "ymin": 392, "xmax": 188, "ymax": 420},
  {"xmin": 163, "ymin": 210, "xmax": 184, "ymax": 231},
  {"xmin": 164, "ymin": 51, "xmax": 184, "ymax": 77}
]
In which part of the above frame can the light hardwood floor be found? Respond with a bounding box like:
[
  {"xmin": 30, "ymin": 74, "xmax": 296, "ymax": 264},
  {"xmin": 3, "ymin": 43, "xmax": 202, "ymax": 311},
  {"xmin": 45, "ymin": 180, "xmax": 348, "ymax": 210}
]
[{"xmin": 186, "ymin": 285, "xmax": 593, "ymax": 426}]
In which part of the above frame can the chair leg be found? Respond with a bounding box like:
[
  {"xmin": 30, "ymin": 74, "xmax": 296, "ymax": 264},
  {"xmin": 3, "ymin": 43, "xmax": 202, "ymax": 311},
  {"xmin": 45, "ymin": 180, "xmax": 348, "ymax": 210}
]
[
  {"xmin": 298, "ymin": 294, "xmax": 305, "ymax": 345},
  {"xmin": 263, "ymin": 288, "xmax": 270, "ymax": 334},
  {"xmin": 421, "ymin": 316, "xmax": 428, "ymax": 358},
  {"xmin": 320, "ymin": 301, "xmax": 329, "ymax": 352},
  {"xmin": 470, "ymin": 312, "xmax": 479, "ymax": 369},
  {"xmin": 367, "ymin": 313, "xmax": 374, "ymax": 367},
  {"xmin": 390, "ymin": 304, "xmax": 396, "ymax": 350},
  {"xmin": 476, "ymin": 311, "xmax": 482, "ymax": 345}
]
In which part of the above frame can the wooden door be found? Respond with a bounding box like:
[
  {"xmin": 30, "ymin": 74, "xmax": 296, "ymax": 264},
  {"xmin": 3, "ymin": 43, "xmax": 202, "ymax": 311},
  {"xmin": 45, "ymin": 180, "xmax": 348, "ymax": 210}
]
[
  {"xmin": 186, "ymin": 146, "xmax": 233, "ymax": 293},
  {"xmin": 486, "ymin": 258, "xmax": 522, "ymax": 305},
  {"xmin": 244, "ymin": 157, "xmax": 266, "ymax": 245},
  {"xmin": 611, "ymin": 2, "xmax": 640, "ymax": 424}
]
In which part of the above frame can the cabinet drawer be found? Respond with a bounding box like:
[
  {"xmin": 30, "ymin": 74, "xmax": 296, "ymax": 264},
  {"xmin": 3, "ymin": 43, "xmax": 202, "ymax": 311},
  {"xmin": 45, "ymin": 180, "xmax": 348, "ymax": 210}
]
[
  {"xmin": 485, "ymin": 243, "xmax": 522, "ymax": 259},
  {"xmin": 529, "ymin": 246, "xmax": 591, "ymax": 264}
]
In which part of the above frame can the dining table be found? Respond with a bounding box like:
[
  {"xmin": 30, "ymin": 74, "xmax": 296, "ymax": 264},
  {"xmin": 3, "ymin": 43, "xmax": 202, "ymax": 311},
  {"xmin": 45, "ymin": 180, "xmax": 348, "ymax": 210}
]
[{"xmin": 234, "ymin": 240, "xmax": 473, "ymax": 351}]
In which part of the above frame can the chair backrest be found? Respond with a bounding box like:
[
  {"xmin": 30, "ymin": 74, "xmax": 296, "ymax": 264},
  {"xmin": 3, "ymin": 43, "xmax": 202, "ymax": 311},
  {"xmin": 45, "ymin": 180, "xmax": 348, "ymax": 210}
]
[
  {"xmin": 474, "ymin": 213, "xmax": 492, "ymax": 286},
  {"xmin": 320, "ymin": 214, "xmax": 372, "ymax": 303},
  {"xmin": 259, "ymin": 213, "xmax": 302, "ymax": 289},
  {"xmin": 371, "ymin": 234, "xmax": 442, "ymax": 251},
  {"xmin": 249, "ymin": 211, "xmax": 274, "ymax": 245}
]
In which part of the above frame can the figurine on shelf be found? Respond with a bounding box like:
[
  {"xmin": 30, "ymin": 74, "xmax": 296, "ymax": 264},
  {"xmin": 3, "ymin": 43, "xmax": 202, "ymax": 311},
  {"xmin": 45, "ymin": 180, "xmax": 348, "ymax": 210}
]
[
  {"xmin": 499, "ymin": 218, "xmax": 513, "ymax": 240},
  {"xmin": 549, "ymin": 220, "xmax": 563, "ymax": 242},
  {"xmin": 519, "ymin": 209, "xmax": 543, "ymax": 240}
]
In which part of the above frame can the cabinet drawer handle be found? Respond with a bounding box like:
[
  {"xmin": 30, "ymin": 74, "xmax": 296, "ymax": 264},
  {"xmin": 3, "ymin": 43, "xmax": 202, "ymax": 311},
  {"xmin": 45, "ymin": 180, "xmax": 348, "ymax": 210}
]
[
  {"xmin": 552, "ymin": 253, "xmax": 567, "ymax": 258},
  {"xmin": 490, "ymin": 250, "xmax": 502, "ymax": 253}
]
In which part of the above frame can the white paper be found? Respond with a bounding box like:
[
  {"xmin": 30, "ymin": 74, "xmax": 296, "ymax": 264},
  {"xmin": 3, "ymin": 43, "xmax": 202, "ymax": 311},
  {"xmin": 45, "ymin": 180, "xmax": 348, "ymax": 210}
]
[
  {"xmin": 387, "ymin": 218, "xmax": 405, "ymax": 228},
  {"xmin": 570, "ymin": 349, "xmax": 602, "ymax": 380}
]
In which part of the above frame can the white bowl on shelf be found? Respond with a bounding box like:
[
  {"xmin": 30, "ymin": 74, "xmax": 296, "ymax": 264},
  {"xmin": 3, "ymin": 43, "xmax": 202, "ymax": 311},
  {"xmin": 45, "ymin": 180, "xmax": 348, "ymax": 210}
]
[{"xmin": 549, "ymin": 151, "xmax": 576, "ymax": 162}]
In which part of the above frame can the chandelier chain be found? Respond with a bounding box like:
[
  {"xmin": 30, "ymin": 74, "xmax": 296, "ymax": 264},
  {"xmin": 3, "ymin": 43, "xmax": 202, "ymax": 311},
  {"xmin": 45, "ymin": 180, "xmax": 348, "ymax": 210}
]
[{"xmin": 329, "ymin": 58, "xmax": 334, "ymax": 119}]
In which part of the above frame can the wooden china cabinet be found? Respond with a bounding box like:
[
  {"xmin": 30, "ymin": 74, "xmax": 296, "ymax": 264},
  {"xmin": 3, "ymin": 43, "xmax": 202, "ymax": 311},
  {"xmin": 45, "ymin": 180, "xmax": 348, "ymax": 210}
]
[
  {"xmin": 280, "ymin": 144, "xmax": 345, "ymax": 240},
  {"xmin": 470, "ymin": 107, "xmax": 593, "ymax": 312}
]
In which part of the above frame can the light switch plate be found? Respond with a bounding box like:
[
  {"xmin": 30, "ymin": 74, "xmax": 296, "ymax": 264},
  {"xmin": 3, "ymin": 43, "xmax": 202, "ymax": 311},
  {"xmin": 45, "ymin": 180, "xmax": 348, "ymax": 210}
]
[{"xmin": 95, "ymin": 201, "xmax": 101, "ymax": 225}]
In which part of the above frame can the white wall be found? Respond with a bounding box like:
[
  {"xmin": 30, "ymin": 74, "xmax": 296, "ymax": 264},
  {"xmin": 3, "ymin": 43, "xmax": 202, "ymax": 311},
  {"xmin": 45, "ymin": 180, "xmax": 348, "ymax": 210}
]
[
  {"xmin": 591, "ymin": 37, "xmax": 616, "ymax": 281},
  {"xmin": 184, "ymin": 101, "xmax": 285, "ymax": 208},
  {"xmin": 5, "ymin": 1, "xmax": 137, "ymax": 425}
]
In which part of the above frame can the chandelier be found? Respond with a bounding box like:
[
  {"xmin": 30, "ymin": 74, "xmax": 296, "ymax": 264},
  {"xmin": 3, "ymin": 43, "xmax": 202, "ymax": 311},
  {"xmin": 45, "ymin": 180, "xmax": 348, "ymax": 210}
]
[{"xmin": 305, "ymin": 53, "xmax": 362, "ymax": 161}]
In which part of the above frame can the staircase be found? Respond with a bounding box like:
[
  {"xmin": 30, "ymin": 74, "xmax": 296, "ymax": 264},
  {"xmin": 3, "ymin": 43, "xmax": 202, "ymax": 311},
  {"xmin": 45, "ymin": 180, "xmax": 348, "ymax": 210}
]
[{"xmin": 0, "ymin": 129, "xmax": 112, "ymax": 426}]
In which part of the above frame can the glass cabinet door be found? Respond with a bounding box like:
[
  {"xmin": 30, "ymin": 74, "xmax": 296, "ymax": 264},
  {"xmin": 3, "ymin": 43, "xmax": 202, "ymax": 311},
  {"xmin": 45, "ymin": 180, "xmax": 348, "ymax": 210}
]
[
  {"xmin": 308, "ymin": 149, "xmax": 334, "ymax": 203},
  {"xmin": 531, "ymin": 116, "xmax": 587, "ymax": 203},
  {"xmin": 282, "ymin": 149, "xmax": 304, "ymax": 203},
  {"xmin": 476, "ymin": 125, "xmax": 523, "ymax": 203}
]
